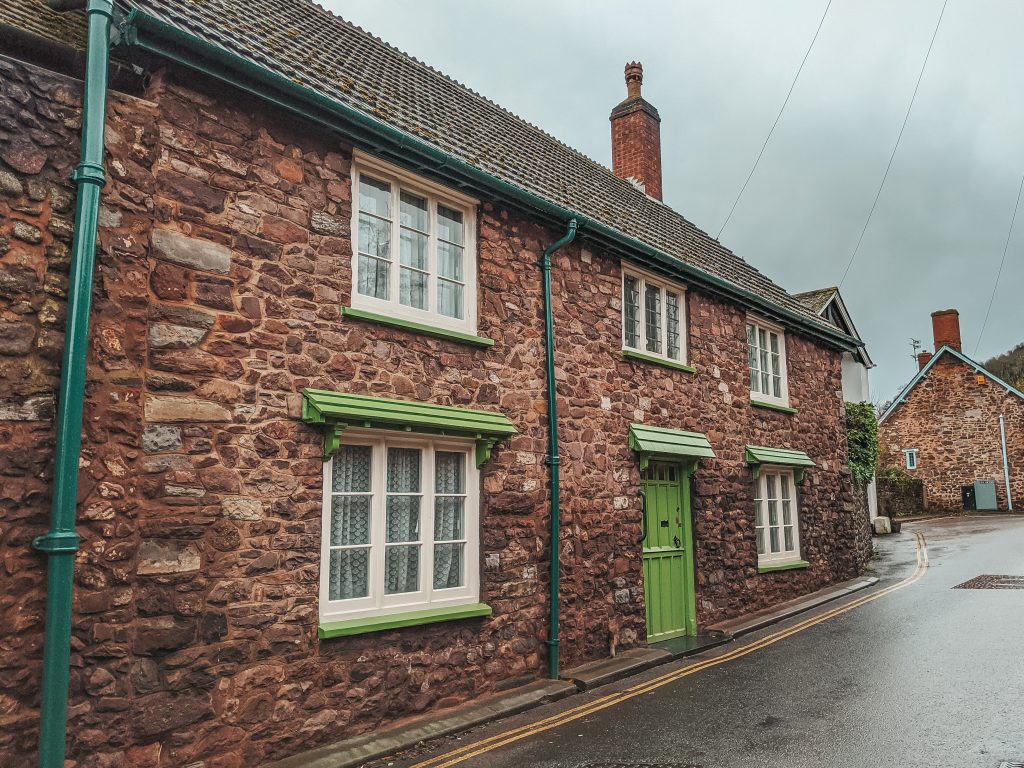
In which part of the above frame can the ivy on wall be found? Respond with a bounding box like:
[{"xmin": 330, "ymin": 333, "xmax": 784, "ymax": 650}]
[{"xmin": 845, "ymin": 401, "xmax": 879, "ymax": 485}]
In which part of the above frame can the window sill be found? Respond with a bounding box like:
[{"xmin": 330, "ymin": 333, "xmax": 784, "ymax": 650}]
[
  {"xmin": 343, "ymin": 307, "xmax": 495, "ymax": 348},
  {"xmin": 622, "ymin": 349, "xmax": 696, "ymax": 373},
  {"xmin": 758, "ymin": 559, "xmax": 810, "ymax": 574},
  {"xmin": 751, "ymin": 399, "xmax": 797, "ymax": 415},
  {"xmin": 318, "ymin": 601, "xmax": 492, "ymax": 639}
]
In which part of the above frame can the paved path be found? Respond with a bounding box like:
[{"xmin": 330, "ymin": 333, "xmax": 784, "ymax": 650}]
[{"xmin": 371, "ymin": 516, "xmax": 1024, "ymax": 768}]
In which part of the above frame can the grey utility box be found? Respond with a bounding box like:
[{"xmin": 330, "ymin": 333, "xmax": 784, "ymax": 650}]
[{"xmin": 974, "ymin": 480, "xmax": 998, "ymax": 511}]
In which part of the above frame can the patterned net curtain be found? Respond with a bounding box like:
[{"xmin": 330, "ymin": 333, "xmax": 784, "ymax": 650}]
[
  {"xmin": 385, "ymin": 447, "xmax": 421, "ymax": 594},
  {"xmin": 433, "ymin": 451, "xmax": 465, "ymax": 589},
  {"xmin": 329, "ymin": 445, "xmax": 372, "ymax": 600}
]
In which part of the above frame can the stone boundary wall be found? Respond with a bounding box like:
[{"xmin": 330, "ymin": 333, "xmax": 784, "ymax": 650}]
[
  {"xmin": 851, "ymin": 481, "xmax": 873, "ymax": 567},
  {"xmin": 877, "ymin": 474, "xmax": 927, "ymax": 518}
]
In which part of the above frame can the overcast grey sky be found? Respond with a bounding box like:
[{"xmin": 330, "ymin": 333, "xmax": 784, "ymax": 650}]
[{"xmin": 328, "ymin": 0, "xmax": 1023, "ymax": 401}]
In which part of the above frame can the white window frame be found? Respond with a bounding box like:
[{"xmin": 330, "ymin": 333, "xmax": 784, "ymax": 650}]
[
  {"xmin": 621, "ymin": 266, "xmax": 688, "ymax": 364},
  {"xmin": 350, "ymin": 151, "xmax": 479, "ymax": 335},
  {"xmin": 319, "ymin": 429, "xmax": 481, "ymax": 623},
  {"xmin": 754, "ymin": 467, "xmax": 802, "ymax": 566},
  {"xmin": 746, "ymin": 316, "xmax": 790, "ymax": 407},
  {"xmin": 904, "ymin": 449, "xmax": 918, "ymax": 470}
]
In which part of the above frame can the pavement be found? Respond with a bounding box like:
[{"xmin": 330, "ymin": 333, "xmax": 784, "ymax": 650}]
[{"xmin": 361, "ymin": 516, "xmax": 1024, "ymax": 768}]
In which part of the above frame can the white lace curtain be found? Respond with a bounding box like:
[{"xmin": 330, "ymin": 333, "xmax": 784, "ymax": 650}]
[
  {"xmin": 385, "ymin": 448, "xmax": 421, "ymax": 594},
  {"xmin": 433, "ymin": 451, "xmax": 464, "ymax": 589},
  {"xmin": 329, "ymin": 443, "xmax": 467, "ymax": 601},
  {"xmin": 329, "ymin": 445, "xmax": 372, "ymax": 600}
]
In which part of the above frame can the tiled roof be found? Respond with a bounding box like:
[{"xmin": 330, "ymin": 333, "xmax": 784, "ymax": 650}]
[
  {"xmin": 2, "ymin": 0, "xmax": 842, "ymax": 337},
  {"xmin": 793, "ymin": 287, "xmax": 838, "ymax": 315},
  {"xmin": 0, "ymin": 0, "xmax": 86, "ymax": 49}
]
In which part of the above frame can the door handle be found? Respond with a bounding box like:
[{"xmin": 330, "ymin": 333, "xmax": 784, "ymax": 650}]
[
  {"xmin": 638, "ymin": 490, "xmax": 648, "ymax": 545},
  {"xmin": 673, "ymin": 535, "xmax": 681, "ymax": 549}
]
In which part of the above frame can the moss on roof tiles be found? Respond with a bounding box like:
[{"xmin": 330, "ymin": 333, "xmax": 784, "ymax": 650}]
[{"xmin": 1, "ymin": 0, "xmax": 87, "ymax": 48}]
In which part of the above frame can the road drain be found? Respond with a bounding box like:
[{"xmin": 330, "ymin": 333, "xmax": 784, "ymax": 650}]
[
  {"xmin": 953, "ymin": 575, "xmax": 1024, "ymax": 589},
  {"xmin": 998, "ymin": 762, "xmax": 1024, "ymax": 768}
]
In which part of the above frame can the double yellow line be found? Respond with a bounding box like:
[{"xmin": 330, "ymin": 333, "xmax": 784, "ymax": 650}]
[{"xmin": 411, "ymin": 532, "xmax": 928, "ymax": 768}]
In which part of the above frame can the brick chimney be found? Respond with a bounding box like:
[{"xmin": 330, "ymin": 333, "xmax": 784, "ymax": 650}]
[
  {"xmin": 610, "ymin": 62, "xmax": 663, "ymax": 200},
  {"xmin": 931, "ymin": 309, "xmax": 962, "ymax": 352},
  {"xmin": 917, "ymin": 351, "xmax": 933, "ymax": 370}
]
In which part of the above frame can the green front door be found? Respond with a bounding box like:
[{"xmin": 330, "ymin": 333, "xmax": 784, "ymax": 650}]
[{"xmin": 641, "ymin": 461, "xmax": 696, "ymax": 641}]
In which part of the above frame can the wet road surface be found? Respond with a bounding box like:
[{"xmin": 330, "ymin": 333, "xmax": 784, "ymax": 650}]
[{"xmin": 370, "ymin": 516, "xmax": 1024, "ymax": 768}]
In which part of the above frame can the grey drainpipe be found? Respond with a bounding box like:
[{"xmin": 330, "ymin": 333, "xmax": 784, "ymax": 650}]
[{"xmin": 1000, "ymin": 415, "xmax": 1013, "ymax": 511}]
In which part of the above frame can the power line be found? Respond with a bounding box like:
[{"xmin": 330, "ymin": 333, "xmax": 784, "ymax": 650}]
[
  {"xmin": 716, "ymin": 0, "xmax": 832, "ymax": 240},
  {"xmin": 838, "ymin": 0, "xmax": 949, "ymax": 288},
  {"xmin": 974, "ymin": 170, "xmax": 1024, "ymax": 356}
]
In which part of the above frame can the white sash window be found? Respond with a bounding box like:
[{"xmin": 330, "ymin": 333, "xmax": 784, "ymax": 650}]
[
  {"xmin": 754, "ymin": 468, "xmax": 801, "ymax": 565},
  {"xmin": 622, "ymin": 267, "xmax": 687, "ymax": 364},
  {"xmin": 747, "ymin": 317, "xmax": 789, "ymax": 407},
  {"xmin": 351, "ymin": 153, "xmax": 478, "ymax": 334},
  {"xmin": 321, "ymin": 431, "xmax": 480, "ymax": 622}
]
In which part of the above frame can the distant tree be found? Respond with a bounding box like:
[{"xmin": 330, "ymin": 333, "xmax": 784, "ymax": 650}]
[{"xmin": 984, "ymin": 342, "xmax": 1024, "ymax": 390}]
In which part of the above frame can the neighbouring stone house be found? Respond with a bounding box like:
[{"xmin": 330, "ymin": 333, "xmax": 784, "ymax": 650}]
[
  {"xmin": 0, "ymin": 1, "xmax": 868, "ymax": 765},
  {"xmin": 794, "ymin": 287, "xmax": 877, "ymax": 558},
  {"xmin": 879, "ymin": 309, "xmax": 1023, "ymax": 511}
]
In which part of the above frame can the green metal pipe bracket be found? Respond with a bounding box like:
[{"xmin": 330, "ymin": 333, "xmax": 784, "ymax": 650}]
[
  {"xmin": 33, "ymin": 1, "xmax": 113, "ymax": 766},
  {"xmin": 540, "ymin": 219, "xmax": 577, "ymax": 680}
]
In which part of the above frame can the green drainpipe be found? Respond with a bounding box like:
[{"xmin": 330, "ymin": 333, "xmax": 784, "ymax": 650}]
[
  {"xmin": 540, "ymin": 218, "xmax": 577, "ymax": 679},
  {"xmin": 32, "ymin": 1, "xmax": 114, "ymax": 765}
]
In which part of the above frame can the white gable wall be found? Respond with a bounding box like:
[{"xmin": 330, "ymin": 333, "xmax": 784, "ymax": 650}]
[{"xmin": 841, "ymin": 352, "xmax": 870, "ymax": 403}]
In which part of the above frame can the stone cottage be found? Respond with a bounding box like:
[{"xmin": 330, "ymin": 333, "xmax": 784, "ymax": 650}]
[
  {"xmin": 879, "ymin": 309, "xmax": 1023, "ymax": 511},
  {"xmin": 0, "ymin": 0, "xmax": 868, "ymax": 765},
  {"xmin": 795, "ymin": 286, "xmax": 878, "ymax": 530}
]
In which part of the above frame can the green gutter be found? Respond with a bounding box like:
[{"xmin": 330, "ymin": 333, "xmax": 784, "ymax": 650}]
[
  {"xmin": 540, "ymin": 219, "xmax": 577, "ymax": 679},
  {"xmin": 119, "ymin": 10, "xmax": 861, "ymax": 355},
  {"xmin": 32, "ymin": 2, "xmax": 114, "ymax": 766}
]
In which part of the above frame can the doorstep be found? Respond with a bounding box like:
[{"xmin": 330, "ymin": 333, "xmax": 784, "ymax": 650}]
[
  {"xmin": 265, "ymin": 678, "xmax": 577, "ymax": 768},
  {"xmin": 706, "ymin": 574, "xmax": 879, "ymax": 639},
  {"xmin": 649, "ymin": 633, "xmax": 731, "ymax": 658},
  {"xmin": 560, "ymin": 647, "xmax": 671, "ymax": 691},
  {"xmin": 559, "ymin": 634, "xmax": 729, "ymax": 692}
]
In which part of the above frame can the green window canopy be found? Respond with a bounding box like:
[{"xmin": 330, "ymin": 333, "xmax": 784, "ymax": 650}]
[
  {"xmin": 745, "ymin": 445, "xmax": 816, "ymax": 483},
  {"xmin": 628, "ymin": 424, "xmax": 715, "ymax": 471},
  {"xmin": 302, "ymin": 388, "xmax": 517, "ymax": 466}
]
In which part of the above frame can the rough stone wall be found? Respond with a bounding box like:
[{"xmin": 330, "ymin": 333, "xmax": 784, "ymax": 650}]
[
  {"xmin": 879, "ymin": 354, "xmax": 1024, "ymax": 510},
  {"xmin": 549, "ymin": 251, "xmax": 859, "ymax": 633},
  {"xmin": 850, "ymin": 481, "xmax": 873, "ymax": 568},
  {"xmin": 876, "ymin": 474, "xmax": 926, "ymax": 518},
  {"xmin": 0, "ymin": 54, "xmax": 860, "ymax": 768},
  {"xmin": 0, "ymin": 54, "xmax": 149, "ymax": 764}
]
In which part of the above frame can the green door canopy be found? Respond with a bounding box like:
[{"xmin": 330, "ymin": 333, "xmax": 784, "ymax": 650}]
[
  {"xmin": 302, "ymin": 388, "xmax": 517, "ymax": 465},
  {"xmin": 629, "ymin": 424, "xmax": 715, "ymax": 471},
  {"xmin": 745, "ymin": 445, "xmax": 816, "ymax": 483}
]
